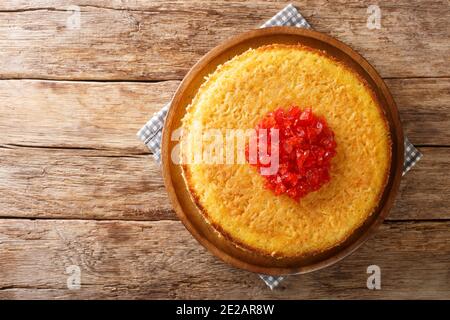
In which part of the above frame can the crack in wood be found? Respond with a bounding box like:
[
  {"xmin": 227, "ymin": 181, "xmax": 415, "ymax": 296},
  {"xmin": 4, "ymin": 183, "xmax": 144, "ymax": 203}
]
[
  {"xmin": 1, "ymin": 143, "xmax": 152, "ymax": 156},
  {"xmin": 0, "ymin": 77, "xmax": 181, "ymax": 83}
]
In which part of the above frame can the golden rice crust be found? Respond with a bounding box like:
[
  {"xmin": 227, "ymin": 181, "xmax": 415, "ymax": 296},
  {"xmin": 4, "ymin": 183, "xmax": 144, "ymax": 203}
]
[{"xmin": 181, "ymin": 44, "xmax": 391, "ymax": 258}]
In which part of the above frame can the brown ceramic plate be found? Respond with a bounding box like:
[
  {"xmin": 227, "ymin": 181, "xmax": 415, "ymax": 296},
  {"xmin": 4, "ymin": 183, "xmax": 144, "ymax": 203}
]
[{"xmin": 161, "ymin": 27, "xmax": 404, "ymax": 275}]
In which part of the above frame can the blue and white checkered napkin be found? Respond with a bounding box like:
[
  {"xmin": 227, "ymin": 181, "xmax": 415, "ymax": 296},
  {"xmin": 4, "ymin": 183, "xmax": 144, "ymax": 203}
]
[{"xmin": 137, "ymin": 3, "xmax": 422, "ymax": 289}]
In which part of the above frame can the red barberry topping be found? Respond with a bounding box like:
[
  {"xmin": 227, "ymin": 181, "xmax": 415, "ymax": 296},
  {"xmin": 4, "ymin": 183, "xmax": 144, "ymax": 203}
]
[{"xmin": 246, "ymin": 106, "xmax": 337, "ymax": 201}]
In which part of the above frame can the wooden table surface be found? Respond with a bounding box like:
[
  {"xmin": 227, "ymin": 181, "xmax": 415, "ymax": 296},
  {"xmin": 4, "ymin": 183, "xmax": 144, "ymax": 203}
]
[{"xmin": 0, "ymin": 0, "xmax": 449, "ymax": 299}]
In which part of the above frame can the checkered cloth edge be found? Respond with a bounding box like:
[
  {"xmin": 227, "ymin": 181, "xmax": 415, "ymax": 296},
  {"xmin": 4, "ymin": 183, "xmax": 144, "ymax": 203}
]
[
  {"xmin": 137, "ymin": 3, "xmax": 422, "ymax": 290},
  {"xmin": 138, "ymin": 103, "xmax": 169, "ymax": 162}
]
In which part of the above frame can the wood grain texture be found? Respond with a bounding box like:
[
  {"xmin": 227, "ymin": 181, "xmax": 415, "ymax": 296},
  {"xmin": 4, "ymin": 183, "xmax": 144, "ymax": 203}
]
[
  {"xmin": 386, "ymin": 78, "xmax": 450, "ymax": 146},
  {"xmin": 0, "ymin": 0, "xmax": 448, "ymax": 80},
  {"xmin": 0, "ymin": 80, "xmax": 180, "ymax": 153},
  {"xmin": 0, "ymin": 0, "xmax": 448, "ymax": 299},
  {"xmin": 0, "ymin": 146, "xmax": 447, "ymax": 221},
  {"xmin": 0, "ymin": 147, "xmax": 172, "ymax": 221},
  {"xmin": 0, "ymin": 79, "xmax": 448, "ymax": 152},
  {"xmin": 0, "ymin": 219, "xmax": 448, "ymax": 299}
]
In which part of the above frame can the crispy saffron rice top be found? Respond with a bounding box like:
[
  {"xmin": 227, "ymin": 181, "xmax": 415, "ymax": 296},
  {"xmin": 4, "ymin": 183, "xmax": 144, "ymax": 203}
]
[{"xmin": 180, "ymin": 44, "xmax": 391, "ymax": 258}]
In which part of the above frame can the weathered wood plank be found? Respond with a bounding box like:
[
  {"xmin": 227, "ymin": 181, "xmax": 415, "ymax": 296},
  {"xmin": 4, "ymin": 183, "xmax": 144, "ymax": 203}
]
[
  {"xmin": 0, "ymin": 1, "xmax": 448, "ymax": 80},
  {"xmin": 0, "ymin": 219, "xmax": 448, "ymax": 299},
  {"xmin": 0, "ymin": 80, "xmax": 180, "ymax": 154},
  {"xmin": 385, "ymin": 78, "xmax": 450, "ymax": 146},
  {"xmin": 0, "ymin": 146, "xmax": 447, "ymax": 221},
  {"xmin": 0, "ymin": 79, "xmax": 448, "ymax": 152},
  {"xmin": 0, "ymin": 147, "xmax": 173, "ymax": 221},
  {"xmin": 393, "ymin": 147, "xmax": 449, "ymax": 220}
]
